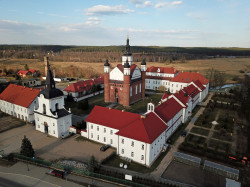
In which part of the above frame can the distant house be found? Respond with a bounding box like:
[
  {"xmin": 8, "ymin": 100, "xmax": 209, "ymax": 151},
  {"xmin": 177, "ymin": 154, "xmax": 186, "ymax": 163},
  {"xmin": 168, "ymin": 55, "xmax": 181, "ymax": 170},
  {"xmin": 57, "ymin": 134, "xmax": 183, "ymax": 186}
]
[
  {"xmin": 170, "ymin": 72, "xmax": 209, "ymax": 95},
  {"xmin": 145, "ymin": 67, "xmax": 179, "ymax": 90},
  {"xmin": 17, "ymin": 69, "xmax": 37, "ymax": 78},
  {"xmin": 0, "ymin": 84, "xmax": 40, "ymax": 122},
  {"xmin": 21, "ymin": 79, "xmax": 41, "ymax": 87},
  {"xmin": 63, "ymin": 76, "xmax": 104, "ymax": 101}
]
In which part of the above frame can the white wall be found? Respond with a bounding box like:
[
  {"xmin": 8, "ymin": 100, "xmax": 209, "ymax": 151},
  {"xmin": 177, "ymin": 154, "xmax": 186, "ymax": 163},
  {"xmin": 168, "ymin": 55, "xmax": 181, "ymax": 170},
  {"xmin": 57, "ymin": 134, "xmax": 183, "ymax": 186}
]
[
  {"xmin": 87, "ymin": 122, "xmax": 119, "ymax": 148},
  {"xmin": 110, "ymin": 67, "xmax": 124, "ymax": 81},
  {"xmin": 0, "ymin": 98, "xmax": 38, "ymax": 122},
  {"xmin": 145, "ymin": 79, "xmax": 170, "ymax": 90}
]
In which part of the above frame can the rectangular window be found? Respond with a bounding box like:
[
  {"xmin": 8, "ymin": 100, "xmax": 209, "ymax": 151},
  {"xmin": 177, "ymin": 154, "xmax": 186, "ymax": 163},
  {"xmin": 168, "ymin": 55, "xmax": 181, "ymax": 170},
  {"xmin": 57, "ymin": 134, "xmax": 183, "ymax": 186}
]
[
  {"xmin": 142, "ymin": 144, "xmax": 144, "ymax": 150},
  {"xmin": 104, "ymin": 128, "xmax": 106, "ymax": 133},
  {"xmin": 38, "ymin": 125, "xmax": 40, "ymax": 128},
  {"xmin": 104, "ymin": 137, "xmax": 106, "ymax": 142},
  {"xmin": 97, "ymin": 135, "xmax": 99, "ymax": 140},
  {"xmin": 53, "ymin": 130, "xmax": 55, "ymax": 134},
  {"xmin": 97, "ymin": 126, "xmax": 99, "ymax": 131},
  {"xmin": 131, "ymin": 141, "xmax": 134, "ymax": 147},
  {"xmin": 135, "ymin": 85, "xmax": 138, "ymax": 94},
  {"xmin": 91, "ymin": 133, "xmax": 93, "ymax": 138},
  {"xmin": 141, "ymin": 155, "xmax": 144, "ymax": 160},
  {"xmin": 91, "ymin": 125, "xmax": 93, "ymax": 129},
  {"xmin": 110, "ymin": 130, "xmax": 113, "ymax": 135},
  {"xmin": 121, "ymin": 149, "xmax": 124, "ymax": 154},
  {"xmin": 121, "ymin": 139, "xmax": 124, "ymax": 144},
  {"xmin": 110, "ymin": 139, "xmax": 113, "ymax": 144},
  {"xmin": 131, "ymin": 152, "xmax": 134, "ymax": 157},
  {"xmin": 130, "ymin": 87, "xmax": 132, "ymax": 96}
]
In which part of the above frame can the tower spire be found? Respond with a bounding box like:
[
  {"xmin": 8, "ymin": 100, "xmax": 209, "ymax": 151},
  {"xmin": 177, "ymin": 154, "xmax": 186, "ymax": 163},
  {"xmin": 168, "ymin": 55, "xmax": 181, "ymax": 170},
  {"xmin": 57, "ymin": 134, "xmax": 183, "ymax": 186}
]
[{"xmin": 44, "ymin": 56, "xmax": 55, "ymax": 90}]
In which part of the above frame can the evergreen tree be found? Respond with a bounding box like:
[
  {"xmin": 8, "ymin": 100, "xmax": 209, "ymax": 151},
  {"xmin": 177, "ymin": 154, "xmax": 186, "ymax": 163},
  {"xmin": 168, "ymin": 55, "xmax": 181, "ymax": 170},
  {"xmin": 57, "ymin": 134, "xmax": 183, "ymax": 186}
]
[
  {"xmin": 20, "ymin": 135, "xmax": 35, "ymax": 157},
  {"xmin": 88, "ymin": 156, "xmax": 99, "ymax": 172},
  {"xmin": 24, "ymin": 64, "xmax": 29, "ymax": 71}
]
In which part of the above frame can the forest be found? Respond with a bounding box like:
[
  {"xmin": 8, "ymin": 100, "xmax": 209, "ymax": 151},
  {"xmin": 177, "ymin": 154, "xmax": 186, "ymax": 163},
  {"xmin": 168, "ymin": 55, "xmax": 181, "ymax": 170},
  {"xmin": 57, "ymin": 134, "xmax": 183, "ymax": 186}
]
[{"xmin": 1, "ymin": 45, "xmax": 250, "ymax": 63}]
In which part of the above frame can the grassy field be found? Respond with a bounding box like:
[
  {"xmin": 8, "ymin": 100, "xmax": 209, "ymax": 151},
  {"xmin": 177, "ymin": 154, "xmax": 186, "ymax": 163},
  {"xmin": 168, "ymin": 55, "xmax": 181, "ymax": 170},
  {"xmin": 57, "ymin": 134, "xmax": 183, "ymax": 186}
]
[{"xmin": 1, "ymin": 57, "xmax": 250, "ymax": 83}]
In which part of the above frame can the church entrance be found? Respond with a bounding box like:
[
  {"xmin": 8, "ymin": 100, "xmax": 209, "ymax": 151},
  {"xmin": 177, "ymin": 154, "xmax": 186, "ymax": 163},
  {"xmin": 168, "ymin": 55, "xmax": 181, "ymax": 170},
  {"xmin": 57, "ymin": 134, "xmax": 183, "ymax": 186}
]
[
  {"xmin": 44, "ymin": 122, "xmax": 48, "ymax": 134},
  {"xmin": 115, "ymin": 88, "xmax": 119, "ymax": 103}
]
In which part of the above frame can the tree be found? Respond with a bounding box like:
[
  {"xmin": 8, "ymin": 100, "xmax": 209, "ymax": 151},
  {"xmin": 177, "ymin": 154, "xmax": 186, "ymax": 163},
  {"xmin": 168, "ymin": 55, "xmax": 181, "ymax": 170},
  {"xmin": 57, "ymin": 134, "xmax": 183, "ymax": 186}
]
[
  {"xmin": 88, "ymin": 156, "xmax": 99, "ymax": 172},
  {"xmin": 90, "ymin": 84, "xmax": 97, "ymax": 93},
  {"xmin": 20, "ymin": 135, "xmax": 35, "ymax": 157},
  {"xmin": 24, "ymin": 64, "xmax": 29, "ymax": 71},
  {"xmin": 158, "ymin": 85, "xmax": 166, "ymax": 92}
]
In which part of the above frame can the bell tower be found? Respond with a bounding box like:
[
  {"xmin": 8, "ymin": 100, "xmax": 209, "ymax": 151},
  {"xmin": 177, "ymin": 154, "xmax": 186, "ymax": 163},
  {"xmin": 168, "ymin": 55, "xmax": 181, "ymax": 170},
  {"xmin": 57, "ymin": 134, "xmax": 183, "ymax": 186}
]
[{"xmin": 104, "ymin": 59, "xmax": 110, "ymax": 103}]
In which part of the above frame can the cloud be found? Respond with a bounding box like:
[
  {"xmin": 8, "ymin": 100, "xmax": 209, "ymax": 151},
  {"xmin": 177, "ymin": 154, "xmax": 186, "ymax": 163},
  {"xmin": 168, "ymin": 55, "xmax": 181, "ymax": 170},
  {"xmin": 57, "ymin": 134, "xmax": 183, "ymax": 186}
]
[
  {"xmin": 155, "ymin": 1, "xmax": 182, "ymax": 8},
  {"xmin": 85, "ymin": 5, "xmax": 135, "ymax": 16},
  {"xmin": 135, "ymin": 1, "xmax": 152, "ymax": 8},
  {"xmin": 187, "ymin": 12, "xmax": 207, "ymax": 20},
  {"xmin": 37, "ymin": 11, "xmax": 68, "ymax": 18},
  {"xmin": 0, "ymin": 20, "xmax": 43, "ymax": 32},
  {"xmin": 85, "ymin": 17, "xmax": 103, "ymax": 26}
]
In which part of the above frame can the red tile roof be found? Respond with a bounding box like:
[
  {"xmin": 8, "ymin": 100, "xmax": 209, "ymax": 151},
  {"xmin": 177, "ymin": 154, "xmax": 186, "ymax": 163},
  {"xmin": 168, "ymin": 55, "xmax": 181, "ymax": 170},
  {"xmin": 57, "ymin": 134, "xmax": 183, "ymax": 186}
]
[
  {"xmin": 193, "ymin": 80, "xmax": 205, "ymax": 91},
  {"xmin": 17, "ymin": 70, "xmax": 30, "ymax": 75},
  {"xmin": 161, "ymin": 93, "xmax": 172, "ymax": 100},
  {"xmin": 64, "ymin": 77, "xmax": 104, "ymax": 93},
  {"xmin": 29, "ymin": 69, "xmax": 36, "ymax": 74},
  {"xmin": 183, "ymin": 84, "xmax": 199, "ymax": 98},
  {"xmin": 146, "ymin": 66, "xmax": 178, "ymax": 74},
  {"xmin": 146, "ymin": 76, "xmax": 172, "ymax": 80},
  {"xmin": 171, "ymin": 72, "xmax": 209, "ymax": 85},
  {"xmin": 155, "ymin": 97, "xmax": 183, "ymax": 123},
  {"xmin": 0, "ymin": 84, "xmax": 40, "ymax": 108},
  {"xmin": 116, "ymin": 112, "xmax": 167, "ymax": 144},
  {"xmin": 173, "ymin": 90, "xmax": 190, "ymax": 106},
  {"xmin": 86, "ymin": 106, "xmax": 140, "ymax": 130}
]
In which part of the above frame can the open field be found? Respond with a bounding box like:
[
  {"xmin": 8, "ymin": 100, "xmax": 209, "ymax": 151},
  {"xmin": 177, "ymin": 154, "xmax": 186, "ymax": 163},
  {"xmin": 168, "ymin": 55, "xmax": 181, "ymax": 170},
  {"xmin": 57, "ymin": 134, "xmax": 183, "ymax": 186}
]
[{"xmin": 1, "ymin": 57, "xmax": 250, "ymax": 83}]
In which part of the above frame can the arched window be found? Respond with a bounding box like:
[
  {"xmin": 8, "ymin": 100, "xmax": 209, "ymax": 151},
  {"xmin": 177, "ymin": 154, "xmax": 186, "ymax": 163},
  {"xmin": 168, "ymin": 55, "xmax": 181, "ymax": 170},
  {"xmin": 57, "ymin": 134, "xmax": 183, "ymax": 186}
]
[
  {"xmin": 43, "ymin": 104, "xmax": 46, "ymax": 114},
  {"xmin": 55, "ymin": 103, "xmax": 59, "ymax": 111}
]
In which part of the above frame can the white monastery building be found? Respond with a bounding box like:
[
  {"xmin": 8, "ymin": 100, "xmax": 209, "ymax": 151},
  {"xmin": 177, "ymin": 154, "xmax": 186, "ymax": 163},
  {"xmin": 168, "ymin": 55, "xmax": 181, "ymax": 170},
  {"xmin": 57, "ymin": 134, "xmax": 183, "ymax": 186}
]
[
  {"xmin": 0, "ymin": 84, "xmax": 40, "ymax": 122},
  {"xmin": 146, "ymin": 66, "xmax": 179, "ymax": 90},
  {"xmin": 34, "ymin": 57, "xmax": 72, "ymax": 138}
]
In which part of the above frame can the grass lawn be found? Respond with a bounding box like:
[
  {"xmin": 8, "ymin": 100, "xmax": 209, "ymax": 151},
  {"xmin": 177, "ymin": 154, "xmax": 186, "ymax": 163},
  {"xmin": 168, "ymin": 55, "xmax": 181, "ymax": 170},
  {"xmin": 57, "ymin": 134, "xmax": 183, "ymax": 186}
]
[
  {"xmin": 190, "ymin": 127, "xmax": 209, "ymax": 136},
  {"xmin": 114, "ymin": 93, "xmax": 162, "ymax": 114},
  {"xmin": 186, "ymin": 134, "xmax": 207, "ymax": 146},
  {"xmin": 65, "ymin": 93, "xmax": 110, "ymax": 116},
  {"xmin": 103, "ymin": 148, "xmax": 170, "ymax": 173},
  {"xmin": 208, "ymin": 139, "xmax": 231, "ymax": 153}
]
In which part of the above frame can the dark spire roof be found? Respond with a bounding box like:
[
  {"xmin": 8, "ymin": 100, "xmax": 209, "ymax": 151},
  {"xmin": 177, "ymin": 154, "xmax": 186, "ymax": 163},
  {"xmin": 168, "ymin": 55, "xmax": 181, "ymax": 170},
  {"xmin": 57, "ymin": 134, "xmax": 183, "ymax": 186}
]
[
  {"xmin": 124, "ymin": 58, "xmax": 130, "ymax": 68},
  {"xmin": 104, "ymin": 58, "xmax": 110, "ymax": 66},
  {"xmin": 141, "ymin": 58, "xmax": 146, "ymax": 65},
  {"xmin": 123, "ymin": 36, "xmax": 132, "ymax": 56},
  {"xmin": 39, "ymin": 56, "xmax": 63, "ymax": 99}
]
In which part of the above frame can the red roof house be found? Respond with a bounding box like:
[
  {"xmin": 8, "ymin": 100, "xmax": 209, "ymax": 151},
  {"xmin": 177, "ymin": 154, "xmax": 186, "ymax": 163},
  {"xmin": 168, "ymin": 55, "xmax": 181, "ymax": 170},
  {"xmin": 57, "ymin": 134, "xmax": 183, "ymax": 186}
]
[
  {"xmin": 146, "ymin": 66, "xmax": 178, "ymax": 74},
  {"xmin": 171, "ymin": 72, "xmax": 209, "ymax": 85},
  {"xmin": 86, "ymin": 106, "xmax": 167, "ymax": 144},
  {"xmin": 0, "ymin": 84, "xmax": 40, "ymax": 108},
  {"xmin": 154, "ymin": 97, "xmax": 183, "ymax": 123}
]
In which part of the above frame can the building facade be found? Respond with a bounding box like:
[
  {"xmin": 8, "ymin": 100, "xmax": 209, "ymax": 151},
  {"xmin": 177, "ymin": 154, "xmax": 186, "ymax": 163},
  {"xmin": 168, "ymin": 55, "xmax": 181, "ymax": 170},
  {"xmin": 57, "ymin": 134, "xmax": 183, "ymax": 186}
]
[
  {"xmin": 104, "ymin": 38, "xmax": 146, "ymax": 107},
  {"xmin": 34, "ymin": 57, "xmax": 72, "ymax": 138},
  {"xmin": 0, "ymin": 84, "xmax": 40, "ymax": 122}
]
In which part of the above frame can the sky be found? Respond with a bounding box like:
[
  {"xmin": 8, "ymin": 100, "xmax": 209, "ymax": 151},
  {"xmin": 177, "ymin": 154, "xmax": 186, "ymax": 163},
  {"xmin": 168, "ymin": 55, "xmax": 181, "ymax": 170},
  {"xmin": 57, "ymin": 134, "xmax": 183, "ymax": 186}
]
[{"xmin": 0, "ymin": 0, "xmax": 249, "ymax": 47}]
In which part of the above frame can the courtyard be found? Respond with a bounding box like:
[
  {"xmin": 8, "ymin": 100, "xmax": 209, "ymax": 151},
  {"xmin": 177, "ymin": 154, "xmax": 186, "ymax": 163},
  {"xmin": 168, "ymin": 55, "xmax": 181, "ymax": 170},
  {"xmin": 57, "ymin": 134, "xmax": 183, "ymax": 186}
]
[
  {"xmin": 162, "ymin": 161, "xmax": 226, "ymax": 187},
  {"xmin": 0, "ymin": 111, "xmax": 26, "ymax": 133},
  {"xmin": 0, "ymin": 124, "xmax": 115, "ymax": 163}
]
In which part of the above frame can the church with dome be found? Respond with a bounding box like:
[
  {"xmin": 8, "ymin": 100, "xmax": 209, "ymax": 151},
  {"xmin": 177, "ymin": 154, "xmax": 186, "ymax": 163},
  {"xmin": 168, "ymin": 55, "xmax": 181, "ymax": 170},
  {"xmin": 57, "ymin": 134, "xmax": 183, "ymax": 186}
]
[
  {"xmin": 104, "ymin": 37, "xmax": 146, "ymax": 107},
  {"xmin": 34, "ymin": 56, "xmax": 72, "ymax": 138}
]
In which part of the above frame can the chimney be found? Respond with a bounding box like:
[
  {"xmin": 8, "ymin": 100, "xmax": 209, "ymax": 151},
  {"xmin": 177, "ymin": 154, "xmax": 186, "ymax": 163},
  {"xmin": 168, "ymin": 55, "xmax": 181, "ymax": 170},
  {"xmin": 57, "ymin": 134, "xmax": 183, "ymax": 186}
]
[
  {"xmin": 44, "ymin": 56, "xmax": 48, "ymax": 77},
  {"xmin": 141, "ymin": 115, "xmax": 145, "ymax": 119},
  {"xmin": 122, "ymin": 110, "xmax": 125, "ymax": 112},
  {"xmin": 109, "ymin": 107, "xmax": 112, "ymax": 110}
]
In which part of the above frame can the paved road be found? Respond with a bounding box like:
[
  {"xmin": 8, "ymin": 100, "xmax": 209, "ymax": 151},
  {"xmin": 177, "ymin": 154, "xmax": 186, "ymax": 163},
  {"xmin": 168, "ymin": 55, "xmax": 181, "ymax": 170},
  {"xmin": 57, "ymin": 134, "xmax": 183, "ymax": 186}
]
[
  {"xmin": 0, "ymin": 161, "xmax": 121, "ymax": 187},
  {"xmin": 0, "ymin": 176, "xmax": 27, "ymax": 187}
]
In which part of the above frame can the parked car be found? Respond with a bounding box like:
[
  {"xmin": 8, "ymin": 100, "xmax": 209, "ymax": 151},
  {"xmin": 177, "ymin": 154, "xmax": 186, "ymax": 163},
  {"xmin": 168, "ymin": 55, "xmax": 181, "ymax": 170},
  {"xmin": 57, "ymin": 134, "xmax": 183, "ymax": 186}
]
[
  {"xmin": 181, "ymin": 130, "xmax": 188, "ymax": 137},
  {"xmin": 100, "ymin": 144, "xmax": 110, "ymax": 152},
  {"xmin": 51, "ymin": 169, "xmax": 64, "ymax": 178}
]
